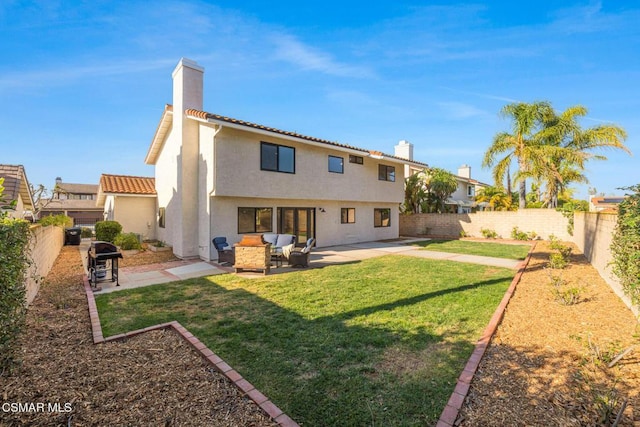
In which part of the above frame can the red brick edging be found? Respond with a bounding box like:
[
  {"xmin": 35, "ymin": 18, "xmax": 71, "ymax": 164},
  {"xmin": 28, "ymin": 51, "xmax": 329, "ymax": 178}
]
[
  {"xmin": 82, "ymin": 275, "xmax": 299, "ymax": 427},
  {"xmin": 436, "ymin": 242, "xmax": 537, "ymax": 427}
]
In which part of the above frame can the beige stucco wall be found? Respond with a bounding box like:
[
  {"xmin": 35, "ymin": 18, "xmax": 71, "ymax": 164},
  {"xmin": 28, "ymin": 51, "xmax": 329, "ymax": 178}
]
[
  {"xmin": 110, "ymin": 195, "xmax": 157, "ymax": 241},
  {"xmin": 399, "ymin": 209, "xmax": 572, "ymax": 241},
  {"xmin": 573, "ymin": 212, "xmax": 636, "ymax": 316},
  {"xmin": 27, "ymin": 224, "xmax": 64, "ymax": 305},
  {"xmin": 208, "ymin": 197, "xmax": 399, "ymax": 261},
  {"xmin": 212, "ymin": 127, "xmax": 405, "ymax": 203}
]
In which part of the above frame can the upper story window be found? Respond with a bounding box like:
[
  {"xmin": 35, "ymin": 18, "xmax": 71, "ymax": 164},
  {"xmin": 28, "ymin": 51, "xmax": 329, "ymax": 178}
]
[
  {"xmin": 261, "ymin": 142, "xmax": 295, "ymax": 174},
  {"xmin": 467, "ymin": 185, "xmax": 475, "ymax": 197},
  {"xmin": 349, "ymin": 155, "xmax": 363, "ymax": 165},
  {"xmin": 328, "ymin": 156, "xmax": 344, "ymax": 174},
  {"xmin": 378, "ymin": 164, "xmax": 395, "ymax": 182}
]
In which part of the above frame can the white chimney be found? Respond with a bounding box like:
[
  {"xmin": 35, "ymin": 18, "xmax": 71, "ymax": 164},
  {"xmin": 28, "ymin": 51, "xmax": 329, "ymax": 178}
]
[
  {"xmin": 458, "ymin": 164, "xmax": 471, "ymax": 178},
  {"xmin": 172, "ymin": 58, "xmax": 204, "ymax": 113},
  {"xmin": 394, "ymin": 140, "xmax": 413, "ymax": 160}
]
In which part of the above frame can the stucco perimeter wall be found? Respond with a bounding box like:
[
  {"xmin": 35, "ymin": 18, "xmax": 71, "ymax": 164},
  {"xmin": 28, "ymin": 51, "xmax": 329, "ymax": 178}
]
[
  {"xmin": 399, "ymin": 209, "xmax": 572, "ymax": 241},
  {"xmin": 27, "ymin": 225, "xmax": 64, "ymax": 305},
  {"xmin": 573, "ymin": 212, "xmax": 637, "ymax": 316}
]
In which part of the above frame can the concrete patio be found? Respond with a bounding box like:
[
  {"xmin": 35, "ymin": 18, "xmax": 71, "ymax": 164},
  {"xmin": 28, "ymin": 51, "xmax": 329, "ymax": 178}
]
[{"xmin": 80, "ymin": 238, "xmax": 523, "ymax": 293}]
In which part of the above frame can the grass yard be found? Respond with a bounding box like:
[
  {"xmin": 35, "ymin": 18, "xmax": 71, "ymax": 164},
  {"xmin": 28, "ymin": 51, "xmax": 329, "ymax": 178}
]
[
  {"xmin": 413, "ymin": 239, "xmax": 531, "ymax": 260},
  {"xmin": 96, "ymin": 255, "xmax": 514, "ymax": 426}
]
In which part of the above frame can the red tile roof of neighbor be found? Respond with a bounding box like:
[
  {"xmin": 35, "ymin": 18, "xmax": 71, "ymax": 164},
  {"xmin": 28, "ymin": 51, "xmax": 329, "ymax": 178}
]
[{"xmin": 99, "ymin": 174, "xmax": 156, "ymax": 195}]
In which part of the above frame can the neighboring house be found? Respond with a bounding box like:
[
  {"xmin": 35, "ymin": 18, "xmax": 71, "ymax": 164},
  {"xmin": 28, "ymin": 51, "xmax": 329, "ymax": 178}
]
[
  {"xmin": 446, "ymin": 164, "xmax": 490, "ymax": 213},
  {"xmin": 97, "ymin": 174, "xmax": 157, "ymax": 241},
  {"xmin": 144, "ymin": 58, "xmax": 429, "ymax": 261},
  {"xmin": 589, "ymin": 195, "xmax": 626, "ymax": 213},
  {"xmin": 0, "ymin": 164, "xmax": 35, "ymax": 221},
  {"xmin": 40, "ymin": 177, "xmax": 103, "ymax": 226}
]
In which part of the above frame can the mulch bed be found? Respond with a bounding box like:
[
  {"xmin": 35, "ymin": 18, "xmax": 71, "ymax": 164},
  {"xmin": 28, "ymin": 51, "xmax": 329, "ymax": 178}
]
[
  {"xmin": 0, "ymin": 245, "xmax": 277, "ymax": 426},
  {"xmin": 3, "ymin": 240, "xmax": 639, "ymax": 426},
  {"xmin": 458, "ymin": 240, "xmax": 640, "ymax": 426}
]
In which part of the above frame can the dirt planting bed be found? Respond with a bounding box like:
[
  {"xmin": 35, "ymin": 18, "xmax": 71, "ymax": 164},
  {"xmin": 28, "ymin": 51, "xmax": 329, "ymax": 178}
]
[
  {"xmin": 459, "ymin": 240, "xmax": 640, "ymax": 426},
  {"xmin": 0, "ymin": 245, "xmax": 277, "ymax": 426}
]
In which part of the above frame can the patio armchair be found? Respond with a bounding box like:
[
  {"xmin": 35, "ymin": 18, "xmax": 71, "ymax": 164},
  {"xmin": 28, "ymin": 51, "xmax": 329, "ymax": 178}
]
[
  {"xmin": 288, "ymin": 238, "xmax": 315, "ymax": 268},
  {"xmin": 212, "ymin": 237, "xmax": 234, "ymax": 265}
]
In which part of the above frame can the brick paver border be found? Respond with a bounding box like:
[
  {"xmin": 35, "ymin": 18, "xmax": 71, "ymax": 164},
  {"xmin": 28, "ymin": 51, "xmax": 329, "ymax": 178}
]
[
  {"xmin": 436, "ymin": 242, "xmax": 536, "ymax": 427},
  {"xmin": 82, "ymin": 274, "xmax": 298, "ymax": 427}
]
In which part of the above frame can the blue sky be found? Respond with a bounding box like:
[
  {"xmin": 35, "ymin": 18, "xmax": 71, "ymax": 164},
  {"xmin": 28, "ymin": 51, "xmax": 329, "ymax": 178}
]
[{"xmin": 1, "ymin": 1, "xmax": 638, "ymax": 199}]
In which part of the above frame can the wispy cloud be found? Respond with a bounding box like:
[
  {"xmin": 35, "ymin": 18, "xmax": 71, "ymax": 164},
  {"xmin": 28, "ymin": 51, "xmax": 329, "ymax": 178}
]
[
  {"xmin": 270, "ymin": 33, "xmax": 375, "ymax": 78},
  {"xmin": 0, "ymin": 58, "xmax": 176, "ymax": 90},
  {"xmin": 439, "ymin": 86, "xmax": 521, "ymax": 104}
]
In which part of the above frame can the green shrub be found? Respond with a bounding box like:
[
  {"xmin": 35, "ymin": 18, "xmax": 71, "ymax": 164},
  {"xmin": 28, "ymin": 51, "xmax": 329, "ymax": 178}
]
[
  {"xmin": 459, "ymin": 230, "xmax": 470, "ymax": 238},
  {"xmin": 39, "ymin": 214, "xmax": 72, "ymax": 228},
  {"xmin": 553, "ymin": 286, "xmax": 583, "ymax": 305},
  {"xmin": 549, "ymin": 252, "xmax": 569, "ymax": 269},
  {"xmin": 81, "ymin": 227, "xmax": 93, "ymax": 238},
  {"xmin": 481, "ymin": 228, "xmax": 498, "ymax": 239},
  {"xmin": 95, "ymin": 221, "xmax": 122, "ymax": 243},
  {"xmin": 114, "ymin": 232, "xmax": 142, "ymax": 250},
  {"xmin": 511, "ymin": 226, "xmax": 530, "ymax": 241},
  {"xmin": 610, "ymin": 184, "xmax": 640, "ymax": 307},
  {"xmin": 0, "ymin": 218, "xmax": 31, "ymax": 373}
]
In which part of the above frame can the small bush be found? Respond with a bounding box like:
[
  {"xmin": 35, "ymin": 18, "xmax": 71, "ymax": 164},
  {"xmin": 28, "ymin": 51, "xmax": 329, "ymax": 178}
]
[
  {"xmin": 39, "ymin": 214, "xmax": 72, "ymax": 228},
  {"xmin": 114, "ymin": 232, "xmax": 142, "ymax": 250},
  {"xmin": 553, "ymin": 286, "xmax": 583, "ymax": 305},
  {"xmin": 549, "ymin": 252, "xmax": 569, "ymax": 269},
  {"xmin": 459, "ymin": 230, "xmax": 470, "ymax": 238},
  {"xmin": 81, "ymin": 227, "xmax": 93, "ymax": 238},
  {"xmin": 511, "ymin": 226, "xmax": 530, "ymax": 241},
  {"xmin": 481, "ymin": 228, "xmax": 498, "ymax": 239},
  {"xmin": 95, "ymin": 221, "xmax": 122, "ymax": 242}
]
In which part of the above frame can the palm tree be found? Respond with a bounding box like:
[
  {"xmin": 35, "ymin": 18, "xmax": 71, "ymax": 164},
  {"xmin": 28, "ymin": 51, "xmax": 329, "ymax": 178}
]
[
  {"xmin": 483, "ymin": 101, "xmax": 555, "ymax": 209},
  {"xmin": 402, "ymin": 171, "xmax": 426, "ymax": 214},
  {"xmin": 536, "ymin": 105, "xmax": 630, "ymax": 207},
  {"xmin": 475, "ymin": 186, "xmax": 515, "ymax": 211}
]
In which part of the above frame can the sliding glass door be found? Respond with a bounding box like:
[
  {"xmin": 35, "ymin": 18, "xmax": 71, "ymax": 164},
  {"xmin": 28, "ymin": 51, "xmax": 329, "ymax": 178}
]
[{"xmin": 278, "ymin": 207, "xmax": 315, "ymax": 247}]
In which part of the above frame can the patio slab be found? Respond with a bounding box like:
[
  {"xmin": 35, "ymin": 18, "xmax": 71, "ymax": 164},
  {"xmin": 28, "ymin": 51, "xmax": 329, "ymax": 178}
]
[{"xmin": 80, "ymin": 237, "xmax": 521, "ymax": 290}]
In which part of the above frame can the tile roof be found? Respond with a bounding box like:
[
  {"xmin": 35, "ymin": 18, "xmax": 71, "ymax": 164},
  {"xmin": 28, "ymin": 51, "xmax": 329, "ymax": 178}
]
[
  {"xmin": 0, "ymin": 164, "xmax": 34, "ymax": 209},
  {"xmin": 99, "ymin": 174, "xmax": 156, "ymax": 195},
  {"xmin": 184, "ymin": 108, "xmax": 429, "ymax": 167},
  {"xmin": 56, "ymin": 183, "xmax": 98, "ymax": 195}
]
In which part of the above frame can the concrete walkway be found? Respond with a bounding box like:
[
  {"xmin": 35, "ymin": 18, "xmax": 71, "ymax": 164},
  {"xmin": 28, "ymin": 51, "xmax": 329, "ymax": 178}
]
[
  {"xmin": 310, "ymin": 239, "xmax": 522, "ymax": 270},
  {"xmin": 81, "ymin": 238, "xmax": 522, "ymax": 293}
]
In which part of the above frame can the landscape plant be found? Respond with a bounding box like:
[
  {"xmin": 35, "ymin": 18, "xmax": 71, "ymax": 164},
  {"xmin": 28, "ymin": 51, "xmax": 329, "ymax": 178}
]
[
  {"xmin": 610, "ymin": 184, "xmax": 640, "ymax": 307},
  {"xmin": 0, "ymin": 181, "xmax": 31, "ymax": 373},
  {"xmin": 481, "ymin": 228, "xmax": 498, "ymax": 239},
  {"xmin": 95, "ymin": 220, "xmax": 122, "ymax": 243},
  {"xmin": 114, "ymin": 232, "xmax": 142, "ymax": 250},
  {"xmin": 39, "ymin": 214, "xmax": 72, "ymax": 228}
]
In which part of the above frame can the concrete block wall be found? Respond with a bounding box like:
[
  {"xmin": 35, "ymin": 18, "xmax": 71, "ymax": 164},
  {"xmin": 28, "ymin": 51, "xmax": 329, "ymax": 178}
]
[
  {"xmin": 573, "ymin": 212, "xmax": 636, "ymax": 316},
  {"xmin": 27, "ymin": 225, "xmax": 64, "ymax": 305},
  {"xmin": 399, "ymin": 209, "xmax": 572, "ymax": 241}
]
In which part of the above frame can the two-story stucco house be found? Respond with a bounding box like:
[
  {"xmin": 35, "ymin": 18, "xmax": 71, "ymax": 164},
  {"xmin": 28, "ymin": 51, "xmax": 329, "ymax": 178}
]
[
  {"xmin": 446, "ymin": 165, "xmax": 490, "ymax": 213},
  {"xmin": 145, "ymin": 58, "xmax": 428, "ymax": 261}
]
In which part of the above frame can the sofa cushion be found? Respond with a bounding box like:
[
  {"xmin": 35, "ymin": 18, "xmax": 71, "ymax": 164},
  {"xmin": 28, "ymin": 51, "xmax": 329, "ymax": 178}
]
[
  {"xmin": 276, "ymin": 234, "xmax": 295, "ymax": 248},
  {"xmin": 262, "ymin": 233, "xmax": 278, "ymax": 246}
]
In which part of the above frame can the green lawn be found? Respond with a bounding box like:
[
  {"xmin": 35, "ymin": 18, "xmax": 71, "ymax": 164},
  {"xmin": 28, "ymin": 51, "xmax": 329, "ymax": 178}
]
[
  {"xmin": 96, "ymin": 255, "xmax": 514, "ymax": 426},
  {"xmin": 413, "ymin": 239, "xmax": 531, "ymax": 260}
]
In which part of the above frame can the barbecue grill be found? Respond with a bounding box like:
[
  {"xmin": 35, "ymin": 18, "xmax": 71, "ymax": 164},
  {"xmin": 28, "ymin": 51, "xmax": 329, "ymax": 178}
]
[{"xmin": 87, "ymin": 241, "xmax": 123, "ymax": 288}]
